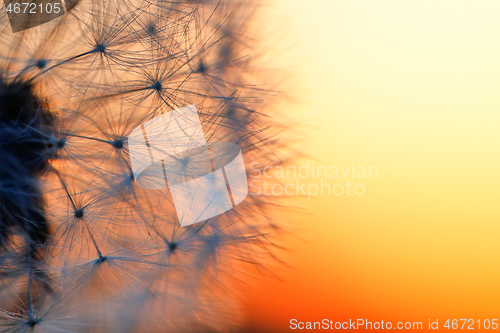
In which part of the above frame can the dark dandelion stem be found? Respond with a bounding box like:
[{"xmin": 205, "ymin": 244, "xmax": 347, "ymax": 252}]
[
  {"xmin": 27, "ymin": 260, "xmax": 34, "ymax": 322},
  {"xmin": 54, "ymin": 169, "xmax": 104, "ymax": 257},
  {"xmin": 13, "ymin": 64, "xmax": 37, "ymax": 83},
  {"xmin": 55, "ymin": 172, "xmax": 77, "ymax": 211},
  {"xmin": 84, "ymin": 222, "xmax": 104, "ymax": 260},
  {"xmin": 25, "ymin": 48, "xmax": 103, "ymax": 84},
  {"xmin": 62, "ymin": 132, "xmax": 116, "ymax": 145}
]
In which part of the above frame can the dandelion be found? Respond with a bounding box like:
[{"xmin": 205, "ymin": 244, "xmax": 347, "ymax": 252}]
[{"xmin": 0, "ymin": 0, "xmax": 290, "ymax": 331}]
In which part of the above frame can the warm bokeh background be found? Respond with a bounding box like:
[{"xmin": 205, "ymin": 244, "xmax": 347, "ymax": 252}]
[{"xmin": 242, "ymin": 0, "xmax": 500, "ymax": 331}]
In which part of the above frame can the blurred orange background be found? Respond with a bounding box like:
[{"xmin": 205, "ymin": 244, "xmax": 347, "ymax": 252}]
[{"xmin": 242, "ymin": 0, "xmax": 500, "ymax": 331}]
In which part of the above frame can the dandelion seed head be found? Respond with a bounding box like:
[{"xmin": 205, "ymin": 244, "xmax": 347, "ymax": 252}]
[
  {"xmin": 0, "ymin": 0, "xmax": 293, "ymax": 330},
  {"xmin": 28, "ymin": 317, "xmax": 40, "ymax": 327},
  {"xmin": 146, "ymin": 23, "xmax": 156, "ymax": 35},
  {"xmin": 151, "ymin": 81, "xmax": 162, "ymax": 91},
  {"xmin": 112, "ymin": 139, "xmax": 124, "ymax": 149},
  {"xmin": 168, "ymin": 242, "xmax": 177, "ymax": 253},
  {"xmin": 35, "ymin": 60, "xmax": 47, "ymax": 69},
  {"xmin": 56, "ymin": 138, "xmax": 65, "ymax": 149},
  {"xmin": 94, "ymin": 43, "xmax": 106, "ymax": 53},
  {"xmin": 195, "ymin": 61, "xmax": 207, "ymax": 74},
  {"xmin": 74, "ymin": 209, "xmax": 84, "ymax": 219}
]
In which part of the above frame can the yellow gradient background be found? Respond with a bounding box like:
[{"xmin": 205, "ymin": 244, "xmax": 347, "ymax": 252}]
[{"xmin": 243, "ymin": 1, "xmax": 500, "ymax": 331}]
